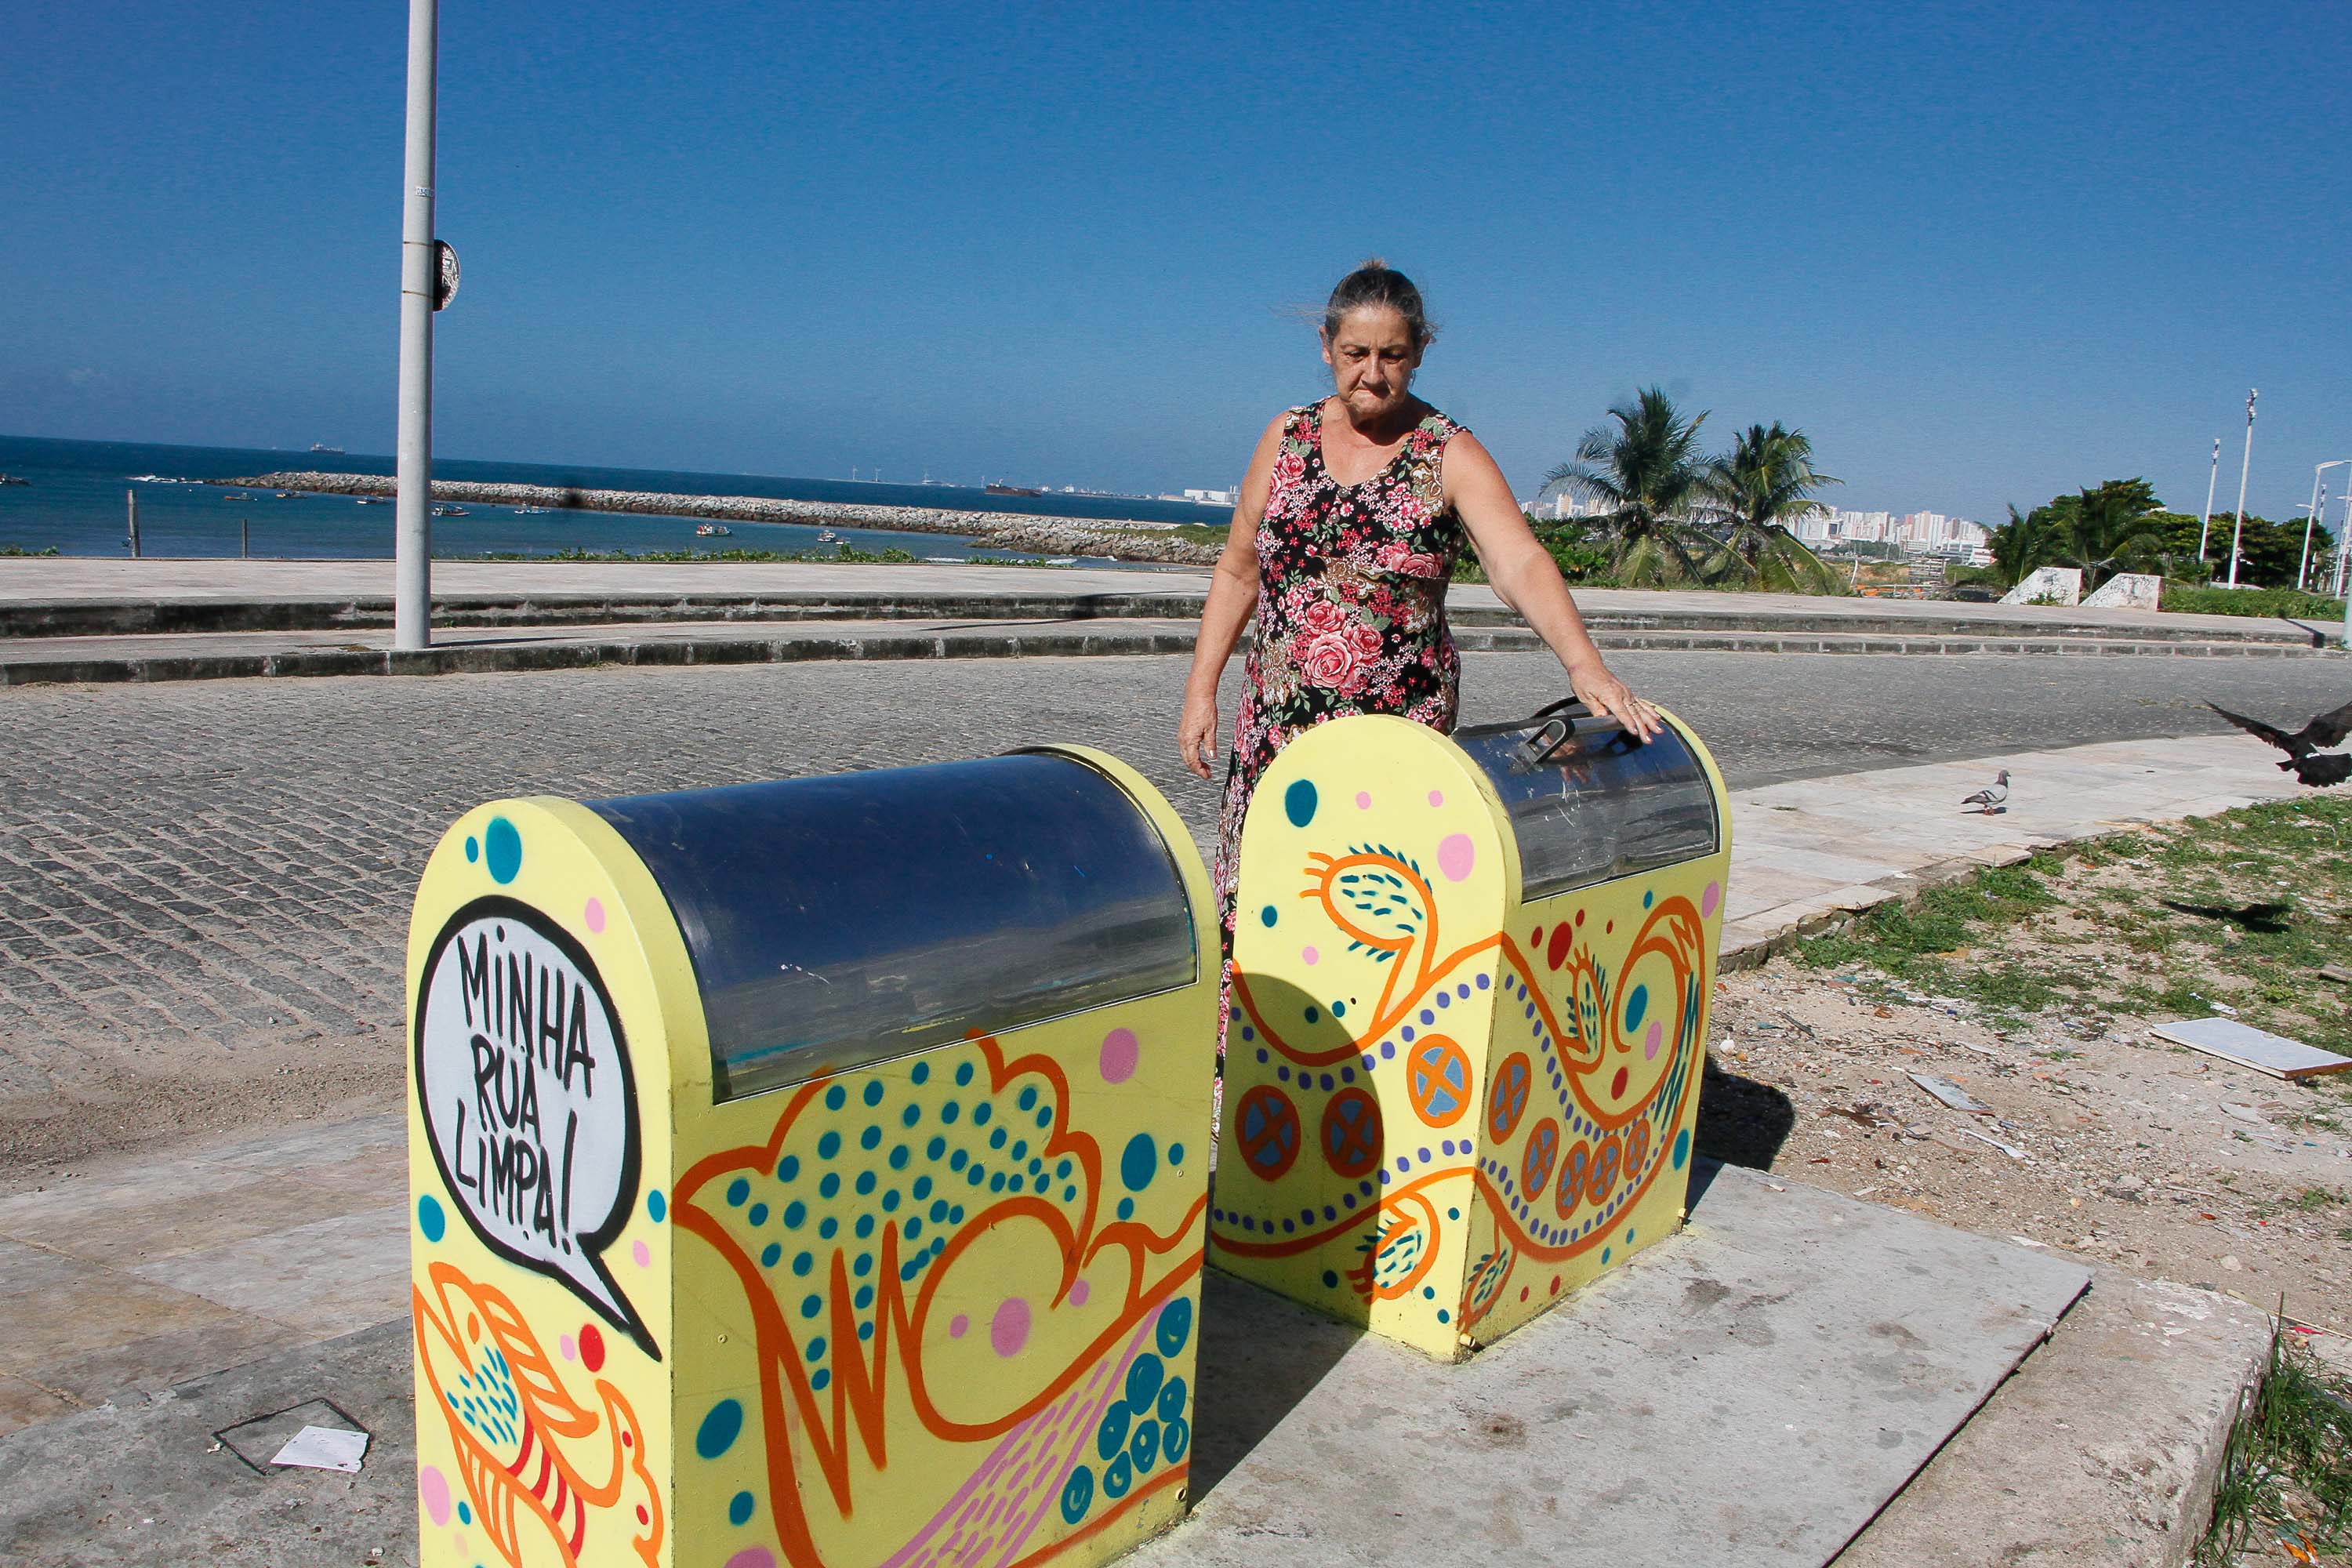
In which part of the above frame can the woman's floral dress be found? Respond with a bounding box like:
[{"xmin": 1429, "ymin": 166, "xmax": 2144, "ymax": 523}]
[{"xmin": 1213, "ymin": 399, "xmax": 1470, "ymax": 949}]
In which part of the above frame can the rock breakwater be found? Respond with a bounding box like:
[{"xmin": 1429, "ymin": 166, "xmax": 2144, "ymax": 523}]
[{"xmin": 218, "ymin": 473, "xmax": 1223, "ymax": 566}]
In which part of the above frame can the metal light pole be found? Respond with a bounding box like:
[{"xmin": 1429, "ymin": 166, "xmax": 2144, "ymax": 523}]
[
  {"xmin": 2337, "ymin": 485, "xmax": 2352, "ymax": 600},
  {"xmin": 2301, "ymin": 460, "xmax": 2350, "ymax": 593},
  {"xmin": 2196, "ymin": 436, "xmax": 2220, "ymax": 564},
  {"xmin": 2227, "ymin": 389, "xmax": 2256, "ymax": 588},
  {"xmin": 394, "ymin": 0, "xmax": 439, "ymax": 650}
]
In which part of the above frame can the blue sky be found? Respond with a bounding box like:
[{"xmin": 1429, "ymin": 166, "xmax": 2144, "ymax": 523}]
[{"xmin": 5, "ymin": 1, "xmax": 2349, "ymax": 524}]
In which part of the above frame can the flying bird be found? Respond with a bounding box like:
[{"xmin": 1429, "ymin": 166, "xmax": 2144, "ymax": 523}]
[
  {"xmin": 2205, "ymin": 698, "xmax": 2352, "ymax": 788},
  {"xmin": 1960, "ymin": 770, "xmax": 2010, "ymax": 815}
]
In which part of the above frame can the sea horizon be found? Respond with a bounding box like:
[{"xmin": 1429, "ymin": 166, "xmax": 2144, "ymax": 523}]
[{"xmin": 0, "ymin": 434, "xmax": 1225, "ymax": 564}]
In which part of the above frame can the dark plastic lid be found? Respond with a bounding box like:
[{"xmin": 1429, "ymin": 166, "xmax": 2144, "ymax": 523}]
[{"xmin": 1451, "ymin": 712, "xmax": 1719, "ymax": 899}]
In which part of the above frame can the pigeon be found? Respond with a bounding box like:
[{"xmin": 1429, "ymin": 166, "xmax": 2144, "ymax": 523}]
[
  {"xmin": 1960, "ymin": 770, "xmax": 2010, "ymax": 815},
  {"xmin": 2205, "ymin": 698, "xmax": 2352, "ymax": 788}
]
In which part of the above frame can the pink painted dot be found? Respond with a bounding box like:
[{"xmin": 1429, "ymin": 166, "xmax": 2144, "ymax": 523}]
[
  {"xmin": 991, "ymin": 1297, "xmax": 1032, "ymax": 1358},
  {"xmin": 1701, "ymin": 880, "xmax": 1721, "ymax": 918},
  {"xmin": 1356, "ymin": 791, "xmax": 1372, "ymax": 809},
  {"xmin": 583, "ymin": 896, "xmax": 606, "ymax": 934},
  {"xmin": 727, "ymin": 1550, "xmax": 779, "ymax": 1568},
  {"xmin": 949, "ymin": 1312, "xmax": 970, "ymax": 1339},
  {"xmin": 631, "ymin": 1239, "xmax": 652, "ymax": 1269},
  {"xmin": 418, "ymin": 1465, "xmax": 452, "ymax": 1527},
  {"xmin": 1437, "ymin": 832, "xmax": 1475, "ymax": 882},
  {"xmin": 1644, "ymin": 1020, "xmax": 1664, "ymax": 1061},
  {"xmin": 1069, "ymin": 1279, "xmax": 1091, "ymax": 1308},
  {"xmin": 1301, "ymin": 946, "xmax": 1319, "ymax": 966},
  {"xmin": 1098, "ymin": 1026, "xmax": 1139, "ymax": 1085},
  {"xmin": 559, "ymin": 1332, "xmax": 577, "ymax": 1362},
  {"xmin": 1428, "ymin": 789, "xmax": 1445, "ymax": 807}
]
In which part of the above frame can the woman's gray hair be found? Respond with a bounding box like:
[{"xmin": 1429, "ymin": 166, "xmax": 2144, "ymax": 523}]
[{"xmin": 1323, "ymin": 257, "xmax": 1436, "ymax": 347}]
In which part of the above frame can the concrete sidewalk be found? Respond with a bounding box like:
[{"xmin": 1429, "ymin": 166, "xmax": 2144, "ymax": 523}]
[{"xmin": 3, "ymin": 558, "xmax": 2337, "ymax": 648}]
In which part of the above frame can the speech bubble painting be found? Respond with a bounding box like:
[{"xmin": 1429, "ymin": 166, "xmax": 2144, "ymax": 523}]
[{"xmin": 416, "ymin": 895, "xmax": 658, "ymax": 1359}]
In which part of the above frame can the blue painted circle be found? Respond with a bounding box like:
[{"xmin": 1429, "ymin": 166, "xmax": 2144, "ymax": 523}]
[
  {"xmin": 1120, "ymin": 1133, "xmax": 1157, "ymax": 1192},
  {"xmin": 1103, "ymin": 1453, "xmax": 1134, "ymax": 1500},
  {"xmin": 646, "ymin": 1190, "xmax": 667, "ymax": 1223},
  {"xmin": 463, "ymin": 837, "xmax": 478, "ymax": 863},
  {"xmin": 1163, "ymin": 1415, "xmax": 1192, "ymax": 1462},
  {"xmin": 1672, "ymin": 1127, "xmax": 1692, "ymax": 1171},
  {"xmin": 725, "ymin": 1178, "xmax": 749, "ymax": 1207},
  {"xmin": 1131, "ymin": 1417, "xmax": 1162, "ymax": 1470},
  {"xmin": 1156, "ymin": 1375, "xmax": 1187, "ymax": 1422},
  {"xmin": 728, "ymin": 1490, "xmax": 755, "ymax": 1526},
  {"xmin": 1626, "ymin": 984, "xmax": 1649, "ymax": 1031},
  {"xmin": 1156, "ymin": 1296, "xmax": 1194, "ymax": 1356},
  {"xmin": 1097, "ymin": 1401, "xmax": 1131, "ymax": 1461},
  {"xmin": 1283, "ymin": 778, "xmax": 1319, "ymax": 827},
  {"xmin": 695, "ymin": 1399, "xmax": 744, "ymax": 1460},
  {"xmin": 1260, "ymin": 904, "xmax": 1279, "ymax": 927},
  {"xmin": 1125, "ymin": 1353, "xmax": 1165, "ymax": 1410},
  {"xmin": 1061, "ymin": 1465, "xmax": 1095, "ymax": 1524},
  {"xmin": 482, "ymin": 817, "xmax": 522, "ymax": 884},
  {"xmin": 416, "ymin": 1195, "xmax": 445, "ymax": 1242}
]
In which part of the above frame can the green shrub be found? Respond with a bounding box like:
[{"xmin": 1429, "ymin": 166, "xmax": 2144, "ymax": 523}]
[{"xmin": 2161, "ymin": 583, "xmax": 2344, "ymax": 619}]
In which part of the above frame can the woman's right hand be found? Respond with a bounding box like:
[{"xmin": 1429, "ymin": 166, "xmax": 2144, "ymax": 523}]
[{"xmin": 1178, "ymin": 690, "xmax": 1219, "ymax": 781}]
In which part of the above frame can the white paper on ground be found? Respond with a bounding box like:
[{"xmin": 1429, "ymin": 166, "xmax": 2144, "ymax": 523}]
[
  {"xmin": 2150, "ymin": 1017, "xmax": 2352, "ymax": 1080},
  {"xmin": 269, "ymin": 1425, "xmax": 370, "ymax": 1473}
]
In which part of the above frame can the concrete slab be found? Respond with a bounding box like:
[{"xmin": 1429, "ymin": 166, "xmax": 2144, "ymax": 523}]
[
  {"xmin": 1133, "ymin": 1161, "xmax": 2090, "ymax": 1568},
  {"xmin": 0, "ymin": 1164, "xmax": 2092, "ymax": 1568}
]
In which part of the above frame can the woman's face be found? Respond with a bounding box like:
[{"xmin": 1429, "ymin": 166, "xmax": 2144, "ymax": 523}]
[{"xmin": 1321, "ymin": 306, "xmax": 1421, "ymax": 425}]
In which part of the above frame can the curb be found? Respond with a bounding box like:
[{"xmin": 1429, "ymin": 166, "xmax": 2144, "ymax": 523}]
[{"xmin": 2, "ymin": 623, "xmax": 2337, "ymax": 687}]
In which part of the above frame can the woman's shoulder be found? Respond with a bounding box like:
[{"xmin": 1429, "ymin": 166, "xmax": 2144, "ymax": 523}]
[{"xmin": 1411, "ymin": 401, "xmax": 1468, "ymax": 444}]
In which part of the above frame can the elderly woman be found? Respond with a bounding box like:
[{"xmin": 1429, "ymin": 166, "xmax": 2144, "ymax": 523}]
[{"xmin": 1178, "ymin": 259, "xmax": 1662, "ymax": 960}]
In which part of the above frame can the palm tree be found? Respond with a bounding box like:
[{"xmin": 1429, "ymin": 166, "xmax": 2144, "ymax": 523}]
[
  {"xmin": 1693, "ymin": 423, "xmax": 1845, "ymax": 593},
  {"xmin": 1546, "ymin": 387, "xmax": 1711, "ymax": 587},
  {"xmin": 2050, "ymin": 481, "xmax": 2166, "ymax": 591},
  {"xmin": 1987, "ymin": 504, "xmax": 2050, "ymax": 590}
]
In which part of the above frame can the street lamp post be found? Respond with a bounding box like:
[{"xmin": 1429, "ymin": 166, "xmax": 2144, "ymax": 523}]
[
  {"xmin": 2337, "ymin": 485, "xmax": 2352, "ymax": 600},
  {"xmin": 2197, "ymin": 435, "xmax": 2220, "ymax": 564},
  {"xmin": 2227, "ymin": 390, "xmax": 2256, "ymax": 588},
  {"xmin": 2301, "ymin": 460, "xmax": 2350, "ymax": 594},
  {"xmin": 394, "ymin": 0, "xmax": 439, "ymax": 651}
]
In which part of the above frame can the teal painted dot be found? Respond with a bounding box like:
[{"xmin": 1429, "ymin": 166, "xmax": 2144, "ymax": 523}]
[
  {"xmin": 1625, "ymin": 984, "xmax": 1649, "ymax": 1031},
  {"xmin": 902, "ymin": 1104, "xmax": 920, "ymax": 1127},
  {"xmin": 783, "ymin": 1200, "xmax": 806, "ymax": 1229},
  {"xmin": 825, "ymin": 1084, "xmax": 847, "ymax": 1111},
  {"xmin": 695, "ymin": 1399, "xmax": 744, "ymax": 1459},
  {"xmin": 911, "ymin": 1061, "xmax": 930, "ymax": 1084},
  {"xmin": 855, "ymin": 1171, "xmax": 877, "ymax": 1196},
  {"xmin": 926, "ymin": 1137, "xmax": 946, "ymax": 1160},
  {"xmin": 1035, "ymin": 1108, "xmax": 1051, "ymax": 1128},
  {"xmin": 913, "ymin": 1175, "xmax": 933, "ymax": 1199},
  {"xmin": 463, "ymin": 837, "xmax": 478, "ymax": 863},
  {"xmin": 818, "ymin": 1131, "xmax": 841, "ymax": 1160},
  {"xmin": 855, "ymin": 1214, "xmax": 875, "ymax": 1238},
  {"xmin": 792, "ymin": 1251, "xmax": 813, "ymax": 1276},
  {"xmin": 458, "ymin": 1501, "xmax": 473, "ymax": 1526},
  {"xmin": 1284, "ymin": 778, "xmax": 1319, "ymax": 827},
  {"xmin": 1260, "ymin": 904, "xmax": 1279, "ymax": 927},
  {"xmin": 1018, "ymin": 1086, "xmax": 1038, "ymax": 1111},
  {"xmin": 1332, "ymin": 1000, "xmax": 1346, "ymax": 1018},
  {"xmin": 1304, "ymin": 1005, "xmax": 1320, "ymax": 1024},
  {"xmin": 1120, "ymin": 1134, "xmax": 1157, "ymax": 1191},
  {"xmin": 1626, "ymin": 1227, "xmax": 1636, "ymax": 1243},
  {"xmin": 863, "ymin": 1080, "xmax": 885, "ymax": 1107},
  {"xmin": 1061, "ymin": 1465, "xmax": 1094, "ymax": 1524},
  {"xmin": 974, "ymin": 1103, "xmax": 993, "ymax": 1127},
  {"xmin": 818, "ymin": 1215, "xmax": 838, "ymax": 1238},
  {"xmin": 1322, "ymin": 1269, "xmax": 1339, "ymax": 1288},
  {"xmin": 725, "ymin": 1178, "xmax": 749, "ymax": 1207},
  {"xmin": 775, "ymin": 1156, "xmax": 799, "ymax": 1182},
  {"xmin": 748, "ymin": 1202, "xmax": 768, "ymax": 1227},
  {"xmin": 812, "ymin": 1368, "xmax": 831, "ymax": 1391},
  {"xmin": 1602, "ymin": 1247, "xmax": 1613, "ymax": 1264},
  {"xmin": 760, "ymin": 1242, "xmax": 781, "ymax": 1268},
  {"xmin": 854, "ymin": 1253, "xmax": 873, "ymax": 1276},
  {"xmin": 1126, "ymin": 1353, "xmax": 1165, "ymax": 1409},
  {"xmin": 417, "ymin": 1195, "xmax": 445, "ymax": 1242},
  {"xmin": 956, "ymin": 1062, "xmax": 975, "ymax": 1086},
  {"xmin": 1437, "ymin": 1308, "xmax": 1451, "ymax": 1323},
  {"xmin": 855, "ymin": 1283, "xmax": 874, "ymax": 1309},
  {"xmin": 647, "ymin": 1189, "xmax": 667, "ymax": 1222},
  {"xmin": 728, "ymin": 1490, "xmax": 755, "ymax": 1526},
  {"xmin": 1448, "ymin": 1207, "xmax": 1461, "ymax": 1220},
  {"xmin": 1156, "ymin": 1297, "xmax": 1193, "ymax": 1354},
  {"xmin": 942, "ymin": 1102, "xmax": 961, "ymax": 1125},
  {"xmin": 805, "ymin": 1337, "xmax": 826, "ymax": 1361},
  {"xmin": 800, "ymin": 1294, "xmax": 822, "ymax": 1319},
  {"xmin": 860, "ymin": 1125, "xmax": 881, "ymax": 1151},
  {"xmin": 889, "ymin": 1145, "xmax": 910, "ymax": 1170},
  {"xmin": 881, "ymin": 1189, "xmax": 901, "ymax": 1213},
  {"xmin": 1167, "ymin": 1143, "xmax": 1185, "ymax": 1166},
  {"xmin": 1117, "ymin": 1197, "xmax": 1135, "ymax": 1221},
  {"xmin": 1421, "ymin": 1286, "xmax": 1436, "ymax": 1299},
  {"xmin": 482, "ymin": 817, "xmax": 522, "ymax": 884},
  {"xmin": 1672, "ymin": 1127, "xmax": 1691, "ymax": 1171},
  {"xmin": 1643, "ymin": 888, "xmax": 1655, "ymax": 909}
]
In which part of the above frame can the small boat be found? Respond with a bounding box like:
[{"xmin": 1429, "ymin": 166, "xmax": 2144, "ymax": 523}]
[
  {"xmin": 354, "ymin": 495, "xmax": 384, "ymax": 505},
  {"xmin": 816, "ymin": 529, "xmax": 839, "ymax": 543},
  {"xmin": 310, "ymin": 443, "xmax": 345, "ymax": 455},
  {"xmin": 0, "ymin": 474, "xmax": 28, "ymax": 486},
  {"xmin": 431, "ymin": 504, "xmax": 470, "ymax": 517},
  {"xmin": 273, "ymin": 491, "xmax": 296, "ymax": 499},
  {"xmin": 985, "ymin": 481, "xmax": 1044, "ymax": 498},
  {"xmin": 512, "ymin": 505, "xmax": 551, "ymax": 515},
  {"xmin": 224, "ymin": 492, "xmax": 253, "ymax": 502},
  {"xmin": 696, "ymin": 523, "xmax": 732, "ymax": 537}
]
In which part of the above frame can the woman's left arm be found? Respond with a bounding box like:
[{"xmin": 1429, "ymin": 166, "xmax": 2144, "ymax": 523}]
[{"xmin": 1443, "ymin": 433, "xmax": 1664, "ymax": 741}]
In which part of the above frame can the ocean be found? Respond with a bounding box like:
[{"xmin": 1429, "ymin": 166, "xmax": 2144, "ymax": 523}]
[{"xmin": 0, "ymin": 436, "xmax": 1226, "ymax": 565}]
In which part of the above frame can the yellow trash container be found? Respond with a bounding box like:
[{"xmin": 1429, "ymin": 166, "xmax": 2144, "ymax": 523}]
[
  {"xmin": 1210, "ymin": 706, "xmax": 1730, "ymax": 1362},
  {"xmin": 407, "ymin": 748, "xmax": 1218, "ymax": 1568}
]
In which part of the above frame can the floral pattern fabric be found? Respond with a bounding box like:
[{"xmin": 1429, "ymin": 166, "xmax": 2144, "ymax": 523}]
[{"xmin": 1213, "ymin": 399, "xmax": 1470, "ymax": 939}]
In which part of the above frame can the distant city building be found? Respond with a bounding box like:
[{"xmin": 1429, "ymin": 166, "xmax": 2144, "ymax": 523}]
[{"xmin": 1181, "ymin": 487, "xmax": 1237, "ymax": 507}]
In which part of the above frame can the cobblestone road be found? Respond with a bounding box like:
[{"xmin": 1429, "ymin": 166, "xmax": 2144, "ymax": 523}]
[{"xmin": 0, "ymin": 650, "xmax": 2341, "ymax": 1170}]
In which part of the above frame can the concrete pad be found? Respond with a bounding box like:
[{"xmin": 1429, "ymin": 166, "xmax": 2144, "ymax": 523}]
[
  {"xmin": 126, "ymin": 1209, "xmax": 407, "ymax": 1339},
  {"xmin": 1839, "ymin": 1276, "xmax": 2270, "ymax": 1567},
  {"xmin": 1127, "ymin": 1162, "xmax": 2090, "ymax": 1568}
]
